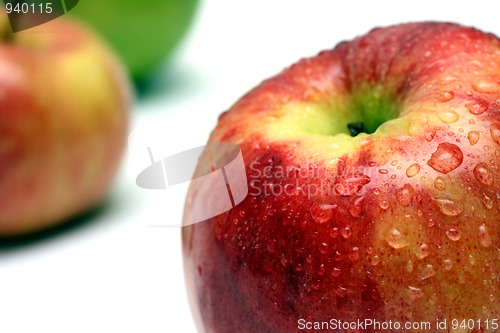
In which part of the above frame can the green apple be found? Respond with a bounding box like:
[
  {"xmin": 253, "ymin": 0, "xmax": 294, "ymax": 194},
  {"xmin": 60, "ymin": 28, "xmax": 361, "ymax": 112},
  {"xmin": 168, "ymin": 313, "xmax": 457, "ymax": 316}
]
[
  {"xmin": 0, "ymin": 11, "xmax": 131, "ymax": 236},
  {"xmin": 69, "ymin": 0, "xmax": 198, "ymax": 82},
  {"xmin": 183, "ymin": 22, "xmax": 500, "ymax": 332}
]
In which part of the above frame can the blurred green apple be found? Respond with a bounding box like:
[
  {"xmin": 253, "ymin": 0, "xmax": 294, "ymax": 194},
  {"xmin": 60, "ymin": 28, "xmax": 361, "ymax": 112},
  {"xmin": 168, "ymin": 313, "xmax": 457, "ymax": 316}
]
[{"xmin": 70, "ymin": 0, "xmax": 198, "ymax": 81}]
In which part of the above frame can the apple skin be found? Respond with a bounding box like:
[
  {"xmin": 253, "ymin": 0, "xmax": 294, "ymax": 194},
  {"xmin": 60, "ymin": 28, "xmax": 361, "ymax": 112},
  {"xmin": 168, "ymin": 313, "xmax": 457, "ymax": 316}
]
[
  {"xmin": 0, "ymin": 12, "xmax": 131, "ymax": 236},
  {"xmin": 182, "ymin": 22, "xmax": 500, "ymax": 332},
  {"xmin": 69, "ymin": 0, "xmax": 198, "ymax": 81}
]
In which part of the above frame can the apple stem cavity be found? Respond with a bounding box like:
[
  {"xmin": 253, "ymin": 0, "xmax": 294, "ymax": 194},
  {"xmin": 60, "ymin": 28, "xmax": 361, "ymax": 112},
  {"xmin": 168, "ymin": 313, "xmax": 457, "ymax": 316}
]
[
  {"xmin": 349, "ymin": 85, "xmax": 399, "ymax": 135},
  {"xmin": 347, "ymin": 122, "xmax": 366, "ymax": 137}
]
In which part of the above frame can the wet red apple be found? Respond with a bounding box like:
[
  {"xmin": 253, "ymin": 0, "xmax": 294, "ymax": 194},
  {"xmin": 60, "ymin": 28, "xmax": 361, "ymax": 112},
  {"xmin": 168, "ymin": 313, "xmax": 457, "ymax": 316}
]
[{"xmin": 183, "ymin": 22, "xmax": 499, "ymax": 332}]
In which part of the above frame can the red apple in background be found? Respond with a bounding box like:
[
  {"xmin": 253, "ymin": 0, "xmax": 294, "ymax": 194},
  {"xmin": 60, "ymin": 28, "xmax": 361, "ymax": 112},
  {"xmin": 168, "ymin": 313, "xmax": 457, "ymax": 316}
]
[
  {"xmin": 0, "ymin": 11, "xmax": 131, "ymax": 236},
  {"xmin": 183, "ymin": 22, "xmax": 500, "ymax": 332}
]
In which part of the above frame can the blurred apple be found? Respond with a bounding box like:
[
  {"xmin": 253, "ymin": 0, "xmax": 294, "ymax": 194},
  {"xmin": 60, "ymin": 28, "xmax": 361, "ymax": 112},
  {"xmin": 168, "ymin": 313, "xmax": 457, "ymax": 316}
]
[
  {"xmin": 69, "ymin": 0, "xmax": 198, "ymax": 82},
  {"xmin": 0, "ymin": 11, "xmax": 131, "ymax": 236}
]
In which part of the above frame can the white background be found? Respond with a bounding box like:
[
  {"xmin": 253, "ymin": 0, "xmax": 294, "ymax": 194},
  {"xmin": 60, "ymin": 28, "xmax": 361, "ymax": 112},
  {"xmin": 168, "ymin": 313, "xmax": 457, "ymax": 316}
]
[{"xmin": 0, "ymin": 1, "xmax": 498, "ymax": 332}]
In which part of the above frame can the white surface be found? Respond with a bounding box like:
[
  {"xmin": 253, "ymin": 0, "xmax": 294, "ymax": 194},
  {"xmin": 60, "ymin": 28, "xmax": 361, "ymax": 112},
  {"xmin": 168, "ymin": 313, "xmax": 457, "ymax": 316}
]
[{"xmin": 0, "ymin": 1, "xmax": 499, "ymax": 332}]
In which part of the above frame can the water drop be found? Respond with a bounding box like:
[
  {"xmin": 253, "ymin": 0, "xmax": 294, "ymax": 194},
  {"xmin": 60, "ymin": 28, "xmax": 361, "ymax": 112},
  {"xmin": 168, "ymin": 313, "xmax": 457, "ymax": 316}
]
[
  {"xmin": 482, "ymin": 193, "xmax": 494, "ymax": 209},
  {"xmin": 490, "ymin": 127, "xmax": 500, "ymax": 145},
  {"xmin": 372, "ymin": 188, "xmax": 381, "ymax": 195},
  {"xmin": 445, "ymin": 228, "xmax": 462, "ymax": 241},
  {"xmin": 341, "ymin": 226, "xmax": 352, "ymax": 239},
  {"xmin": 295, "ymin": 263, "xmax": 303, "ymax": 272},
  {"xmin": 465, "ymin": 100, "xmax": 489, "ymax": 115},
  {"xmin": 329, "ymin": 227, "xmax": 339, "ymax": 238},
  {"xmin": 425, "ymin": 129, "xmax": 436, "ymax": 142},
  {"xmin": 335, "ymin": 285, "xmax": 347, "ymax": 298},
  {"xmin": 416, "ymin": 243, "xmax": 430, "ymax": 259},
  {"xmin": 379, "ymin": 169, "xmax": 389, "ymax": 174},
  {"xmin": 407, "ymin": 286, "xmax": 424, "ymax": 301},
  {"xmin": 386, "ymin": 228, "xmax": 409, "ymax": 249},
  {"xmin": 437, "ymin": 91, "xmax": 454, "ymax": 102},
  {"xmin": 268, "ymin": 240, "xmax": 276, "ymax": 253},
  {"xmin": 310, "ymin": 203, "xmax": 334, "ymax": 224},
  {"xmin": 435, "ymin": 198, "xmax": 464, "ymax": 216},
  {"xmin": 418, "ymin": 264, "xmax": 436, "ymax": 280},
  {"xmin": 434, "ymin": 177, "xmax": 447, "ymax": 190},
  {"xmin": 478, "ymin": 224, "xmax": 492, "ymax": 248},
  {"xmin": 473, "ymin": 162, "xmax": 493, "ymax": 186},
  {"xmin": 370, "ymin": 255, "xmax": 380, "ymax": 266},
  {"xmin": 349, "ymin": 247, "xmax": 360, "ymax": 261},
  {"xmin": 438, "ymin": 109, "xmax": 459, "ymax": 124},
  {"xmin": 406, "ymin": 163, "xmax": 421, "ymax": 178},
  {"xmin": 472, "ymin": 80, "xmax": 497, "ymax": 94},
  {"xmin": 331, "ymin": 267, "xmax": 341, "ymax": 277},
  {"xmin": 379, "ymin": 200, "xmax": 390, "ymax": 210},
  {"xmin": 427, "ymin": 142, "xmax": 463, "ymax": 174},
  {"xmin": 334, "ymin": 173, "xmax": 371, "ymax": 196},
  {"xmin": 442, "ymin": 259, "xmax": 453, "ymax": 270},
  {"xmin": 468, "ymin": 131, "xmax": 480, "ymax": 145},
  {"xmin": 406, "ymin": 260, "xmax": 414, "ymax": 273},
  {"xmin": 396, "ymin": 184, "xmax": 414, "ymax": 207},
  {"xmin": 319, "ymin": 242, "xmax": 329, "ymax": 254},
  {"xmin": 280, "ymin": 256, "xmax": 288, "ymax": 267},
  {"xmin": 317, "ymin": 264, "xmax": 325, "ymax": 276},
  {"xmin": 348, "ymin": 197, "xmax": 363, "ymax": 218}
]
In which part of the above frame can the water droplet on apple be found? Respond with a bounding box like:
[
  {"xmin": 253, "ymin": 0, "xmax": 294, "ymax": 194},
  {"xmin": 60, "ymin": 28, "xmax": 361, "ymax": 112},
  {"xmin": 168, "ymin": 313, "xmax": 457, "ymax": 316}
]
[
  {"xmin": 268, "ymin": 240, "xmax": 276, "ymax": 253},
  {"xmin": 407, "ymin": 286, "xmax": 424, "ymax": 301},
  {"xmin": 478, "ymin": 224, "xmax": 492, "ymax": 248},
  {"xmin": 427, "ymin": 142, "xmax": 464, "ymax": 174},
  {"xmin": 379, "ymin": 200, "xmax": 390, "ymax": 210},
  {"xmin": 468, "ymin": 130, "xmax": 480, "ymax": 145},
  {"xmin": 370, "ymin": 255, "xmax": 380, "ymax": 266},
  {"xmin": 434, "ymin": 177, "xmax": 447, "ymax": 190},
  {"xmin": 334, "ymin": 173, "xmax": 371, "ymax": 196},
  {"xmin": 348, "ymin": 197, "xmax": 363, "ymax": 218},
  {"xmin": 329, "ymin": 227, "xmax": 339, "ymax": 238},
  {"xmin": 295, "ymin": 263, "xmax": 303, "ymax": 272},
  {"xmin": 482, "ymin": 193, "xmax": 494, "ymax": 209},
  {"xmin": 386, "ymin": 228, "xmax": 408, "ymax": 249},
  {"xmin": 415, "ymin": 243, "xmax": 430, "ymax": 259},
  {"xmin": 349, "ymin": 247, "xmax": 360, "ymax": 261},
  {"xmin": 466, "ymin": 100, "xmax": 489, "ymax": 115},
  {"xmin": 379, "ymin": 168, "xmax": 389, "ymax": 174},
  {"xmin": 317, "ymin": 264, "xmax": 325, "ymax": 276},
  {"xmin": 490, "ymin": 126, "xmax": 500, "ymax": 145},
  {"xmin": 438, "ymin": 109, "xmax": 459, "ymax": 123},
  {"xmin": 437, "ymin": 91, "xmax": 454, "ymax": 102},
  {"xmin": 331, "ymin": 267, "xmax": 341, "ymax": 277},
  {"xmin": 406, "ymin": 163, "xmax": 421, "ymax": 178},
  {"xmin": 341, "ymin": 226, "xmax": 352, "ymax": 239},
  {"xmin": 472, "ymin": 80, "xmax": 497, "ymax": 94},
  {"xmin": 425, "ymin": 129, "xmax": 437, "ymax": 142},
  {"xmin": 473, "ymin": 162, "xmax": 493, "ymax": 186},
  {"xmin": 436, "ymin": 198, "xmax": 464, "ymax": 216},
  {"xmin": 335, "ymin": 285, "xmax": 347, "ymax": 298},
  {"xmin": 445, "ymin": 228, "xmax": 462, "ymax": 241},
  {"xmin": 310, "ymin": 203, "xmax": 334, "ymax": 224},
  {"xmin": 280, "ymin": 256, "xmax": 288, "ymax": 267},
  {"xmin": 406, "ymin": 260, "xmax": 414, "ymax": 273},
  {"xmin": 319, "ymin": 242, "xmax": 329, "ymax": 254},
  {"xmin": 418, "ymin": 264, "xmax": 436, "ymax": 280},
  {"xmin": 396, "ymin": 184, "xmax": 414, "ymax": 207},
  {"xmin": 442, "ymin": 259, "xmax": 453, "ymax": 270}
]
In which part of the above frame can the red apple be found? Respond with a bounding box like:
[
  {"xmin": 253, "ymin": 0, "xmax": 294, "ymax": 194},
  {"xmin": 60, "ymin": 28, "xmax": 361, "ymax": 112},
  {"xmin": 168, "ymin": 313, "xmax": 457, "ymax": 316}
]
[
  {"xmin": 0, "ymin": 11, "xmax": 131, "ymax": 236},
  {"xmin": 183, "ymin": 22, "xmax": 500, "ymax": 332}
]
